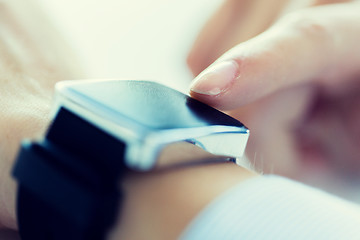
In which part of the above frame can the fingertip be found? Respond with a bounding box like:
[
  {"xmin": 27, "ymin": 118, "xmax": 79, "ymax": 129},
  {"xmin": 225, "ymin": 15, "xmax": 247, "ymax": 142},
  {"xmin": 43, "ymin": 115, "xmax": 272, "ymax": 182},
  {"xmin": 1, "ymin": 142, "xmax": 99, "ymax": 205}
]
[
  {"xmin": 189, "ymin": 90, "xmax": 220, "ymax": 108},
  {"xmin": 189, "ymin": 60, "xmax": 244, "ymax": 111},
  {"xmin": 189, "ymin": 87, "xmax": 248, "ymax": 112}
]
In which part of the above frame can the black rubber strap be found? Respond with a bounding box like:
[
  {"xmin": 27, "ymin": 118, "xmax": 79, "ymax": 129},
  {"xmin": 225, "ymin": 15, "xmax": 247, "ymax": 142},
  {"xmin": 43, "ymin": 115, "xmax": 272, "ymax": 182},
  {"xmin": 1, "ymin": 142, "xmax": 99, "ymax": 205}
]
[{"xmin": 13, "ymin": 108, "xmax": 127, "ymax": 240}]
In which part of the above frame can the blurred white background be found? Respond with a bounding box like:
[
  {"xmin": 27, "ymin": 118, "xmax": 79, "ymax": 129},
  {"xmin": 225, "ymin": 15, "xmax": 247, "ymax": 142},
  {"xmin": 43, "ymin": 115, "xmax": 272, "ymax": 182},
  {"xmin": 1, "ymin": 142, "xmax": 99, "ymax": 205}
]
[{"xmin": 33, "ymin": 0, "xmax": 222, "ymax": 92}]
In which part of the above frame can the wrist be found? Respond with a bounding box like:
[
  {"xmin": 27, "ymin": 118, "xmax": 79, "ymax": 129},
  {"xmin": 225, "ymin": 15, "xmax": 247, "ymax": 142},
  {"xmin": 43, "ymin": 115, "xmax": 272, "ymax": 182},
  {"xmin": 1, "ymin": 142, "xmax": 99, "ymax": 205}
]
[
  {"xmin": 0, "ymin": 97, "xmax": 51, "ymax": 230},
  {"xmin": 113, "ymin": 155, "xmax": 257, "ymax": 239},
  {"xmin": 0, "ymin": 174, "xmax": 17, "ymax": 230}
]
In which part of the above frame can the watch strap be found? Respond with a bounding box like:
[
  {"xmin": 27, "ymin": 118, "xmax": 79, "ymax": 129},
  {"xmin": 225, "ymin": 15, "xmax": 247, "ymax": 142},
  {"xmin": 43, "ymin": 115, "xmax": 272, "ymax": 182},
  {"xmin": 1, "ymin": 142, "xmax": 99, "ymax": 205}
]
[{"xmin": 13, "ymin": 108, "xmax": 127, "ymax": 240}]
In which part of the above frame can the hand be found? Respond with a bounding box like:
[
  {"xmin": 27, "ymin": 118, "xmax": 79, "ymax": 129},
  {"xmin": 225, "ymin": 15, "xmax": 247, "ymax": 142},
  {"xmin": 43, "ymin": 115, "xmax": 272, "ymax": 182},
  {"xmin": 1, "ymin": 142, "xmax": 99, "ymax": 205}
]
[
  {"xmin": 188, "ymin": 0, "xmax": 353, "ymax": 76},
  {"xmin": 0, "ymin": 0, "xmax": 81, "ymax": 229},
  {"xmin": 188, "ymin": 1, "xmax": 360, "ymax": 182}
]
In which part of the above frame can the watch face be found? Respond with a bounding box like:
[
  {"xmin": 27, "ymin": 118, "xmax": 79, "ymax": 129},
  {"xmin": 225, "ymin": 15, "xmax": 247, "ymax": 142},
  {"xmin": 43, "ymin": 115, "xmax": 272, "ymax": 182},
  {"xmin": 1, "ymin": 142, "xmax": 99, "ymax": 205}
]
[
  {"xmin": 56, "ymin": 80, "xmax": 245, "ymax": 130},
  {"xmin": 54, "ymin": 80, "xmax": 249, "ymax": 170}
]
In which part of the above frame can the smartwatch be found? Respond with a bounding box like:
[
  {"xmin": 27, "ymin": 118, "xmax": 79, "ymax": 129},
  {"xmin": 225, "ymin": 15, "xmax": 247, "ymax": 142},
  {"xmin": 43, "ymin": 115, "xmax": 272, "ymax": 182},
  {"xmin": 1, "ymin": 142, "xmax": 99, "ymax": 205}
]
[{"xmin": 12, "ymin": 80, "xmax": 249, "ymax": 240}]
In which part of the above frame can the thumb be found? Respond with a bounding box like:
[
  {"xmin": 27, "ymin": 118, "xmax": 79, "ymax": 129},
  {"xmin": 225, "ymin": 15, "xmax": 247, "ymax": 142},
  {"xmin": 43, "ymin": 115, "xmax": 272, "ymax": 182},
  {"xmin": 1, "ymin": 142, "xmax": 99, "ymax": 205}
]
[{"xmin": 189, "ymin": 2, "xmax": 360, "ymax": 110}]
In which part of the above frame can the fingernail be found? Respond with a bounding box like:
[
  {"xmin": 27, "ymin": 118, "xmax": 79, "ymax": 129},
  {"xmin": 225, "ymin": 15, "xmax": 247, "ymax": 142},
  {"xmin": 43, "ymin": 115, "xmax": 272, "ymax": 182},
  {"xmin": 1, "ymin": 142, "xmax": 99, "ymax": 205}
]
[{"xmin": 190, "ymin": 60, "xmax": 239, "ymax": 96}]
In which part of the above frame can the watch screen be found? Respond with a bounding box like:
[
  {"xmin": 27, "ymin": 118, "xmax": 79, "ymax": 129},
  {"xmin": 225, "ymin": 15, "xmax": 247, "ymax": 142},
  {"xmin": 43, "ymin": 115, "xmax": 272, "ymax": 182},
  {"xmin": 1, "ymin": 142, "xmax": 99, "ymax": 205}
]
[{"xmin": 57, "ymin": 80, "xmax": 246, "ymax": 131}]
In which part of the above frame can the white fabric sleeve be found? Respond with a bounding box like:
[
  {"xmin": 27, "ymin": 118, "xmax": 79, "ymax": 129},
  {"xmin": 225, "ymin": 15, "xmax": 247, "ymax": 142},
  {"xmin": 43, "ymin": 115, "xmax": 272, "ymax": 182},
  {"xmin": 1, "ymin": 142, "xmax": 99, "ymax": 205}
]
[{"xmin": 180, "ymin": 175, "xmax": 360, "ymax": 240}]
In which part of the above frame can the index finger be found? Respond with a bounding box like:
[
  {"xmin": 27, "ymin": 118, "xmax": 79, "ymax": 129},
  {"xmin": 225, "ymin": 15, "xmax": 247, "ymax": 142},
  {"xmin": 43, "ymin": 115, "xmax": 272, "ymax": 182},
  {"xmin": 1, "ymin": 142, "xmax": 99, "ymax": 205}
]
[{"xmin": 189, "ymin": 2, "xmax": 360, "ymax": 110}]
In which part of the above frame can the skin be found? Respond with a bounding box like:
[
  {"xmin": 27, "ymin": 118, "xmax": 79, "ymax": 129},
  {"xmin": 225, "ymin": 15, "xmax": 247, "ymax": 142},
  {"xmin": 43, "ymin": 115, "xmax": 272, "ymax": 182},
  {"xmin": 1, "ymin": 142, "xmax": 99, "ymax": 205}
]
[
  {"xmin": 112, "ymin": 157, "xmax": 256, "ymax": 240},
  {"xmin": 187, "ymin": 0, "xmax": 354, "ymax": 76},
  {"xmin": 0, "ymin": 1, "xmax": 256, "ymax": 238},
  {"xmin": 0, "ymin": 0, "xmax": 80, "ymax": 230},
  {"xmin": 188, "ymin": 0, "xmax": 360, "ymax": 184},
  {"xmin": 0, "ymin": 0, "xmax": 359, "ymax": 239}
]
